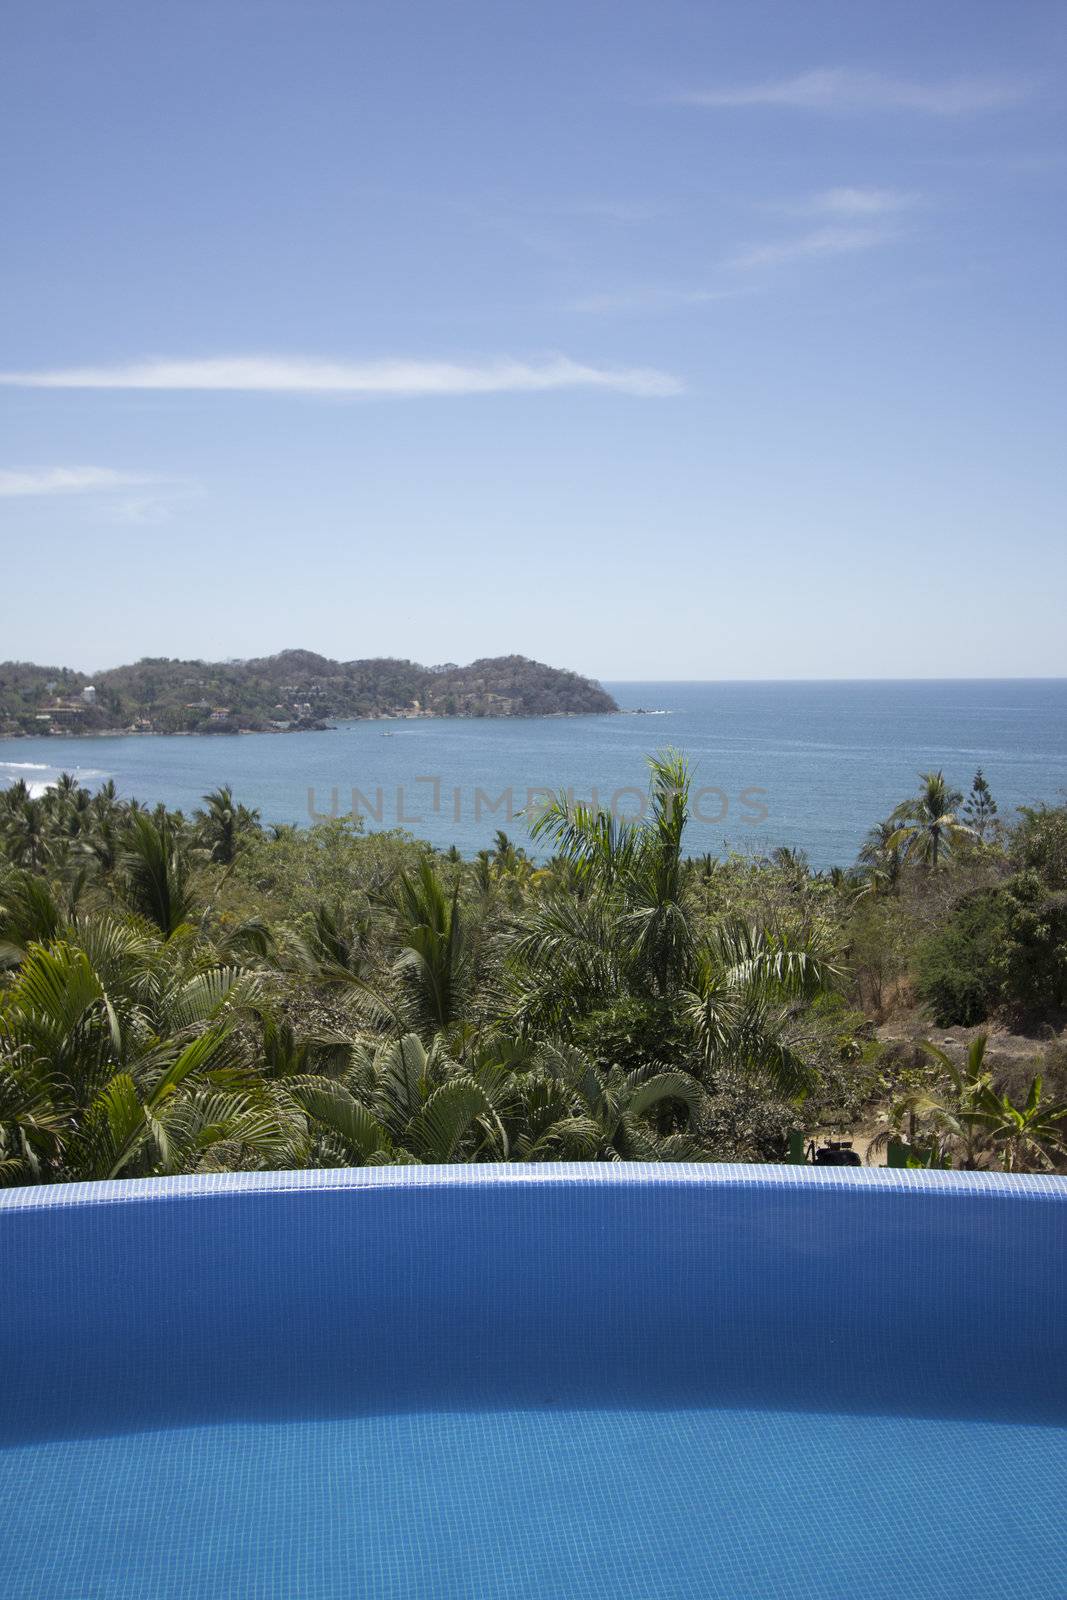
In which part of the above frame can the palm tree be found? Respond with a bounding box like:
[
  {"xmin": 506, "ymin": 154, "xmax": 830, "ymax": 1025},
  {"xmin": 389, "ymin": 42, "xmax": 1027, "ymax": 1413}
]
[
  {"xmin": 892, "ymin": 1037, "xmax": 996, "ymax": 1168},
  {"xmin": 528, "ymin": 1046, "xmax": 708, "ymax": 1161},
  {"xmin": 506, "ymin": 891, "xmax": 622, "ymax": 1036},
  {"xmin": 0, "ymin": 783, "xmax": 50, "ymax": 871},
  {"xmin": 0, "ymin": 917, "xmax": 301, "ymax": 1184},
  {"xmin": 288, "ymin": 1032, "xmax": 709, "ymax": 1167},
  {"xmin": 119, "ymin": 812, "xmax": 198, "ymax": 936},
  {"xmin": 770, "ymin": 846, "xmax": 810, "ymax": 888},
  {"xmin": 524, "ymin": 751, "xmax": 688, "ymax": 1000},
  {"xmin": 288, "ymin": 1033, "xmax": 507, "ymax": 1165},
  {"xmin": 972, "ymin": 1073, "xmax": 1067, "ymax": 1173},
  {"xmin": 288, "ymin": 902, "xmax": 370, "ymax": 984},
  {"xmin": 194, "ymin": 785, "xmax": 261, "ymax": 865},
  {"xmin": 683, "ymin": 919, "xmax": 841, "ymax": 1097},
  {"xmin": 0, "ymin": 869, "xmax": 65, "ymax": 966},
  {"xmin": 379, "ymin": 859, "xmax": 471, "ymax": 1037},
  {"xmin": 0, "ymin": 1045, "xmax": 65, "ymax": 1184},
  {"xmin": 889, "ymin": 771, "xmax": 971, "ymax": 869},
  {"xmin": 513, "ymin": 753, "xmax": 839, "ymax": 1092},
  {"xmin": 620, "ymin": 753, "xmax": 694, "ymax": 997},
  {"xmin": 858, "ymin": 818, "xmax": 905, "ymax": 893},
  {"xmin": 872, "ymin": 1037, "xmax": 1066, "ymax": 1172}
]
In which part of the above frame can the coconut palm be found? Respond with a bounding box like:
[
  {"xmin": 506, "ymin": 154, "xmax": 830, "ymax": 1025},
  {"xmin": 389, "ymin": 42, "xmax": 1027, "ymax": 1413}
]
[
  {"xmin": 194, "ymin": 785, "xmax": 261, "ymax": 865},
  {"xmin": 858, "ymin": 818, "xmax": 905, "ymax": 894},
  {"xmin": 889, "ymin": 772, "xmax": 971, "ymax": 870},
  {"xmin": 0, "ymin": 784, "xmax": 50, "ymax": 871}
]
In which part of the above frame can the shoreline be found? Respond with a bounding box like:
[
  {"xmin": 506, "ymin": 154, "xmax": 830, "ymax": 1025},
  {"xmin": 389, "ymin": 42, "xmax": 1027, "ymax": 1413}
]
[{"xmin": 0, "ymin": 708, "xmax": 620, "ymax": 742}]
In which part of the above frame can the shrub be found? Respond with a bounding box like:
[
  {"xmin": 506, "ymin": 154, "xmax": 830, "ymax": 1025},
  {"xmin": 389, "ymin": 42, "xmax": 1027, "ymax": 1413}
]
[
  {"xmin": 915, "ymin": 887, "xmax": 1012, "ymax": 1026},
  {"xmin": 1012, "ymin": 804, "xmax": 1067, "ymax": 891},
  {"xmin": 575, "ymin": 997, "xmax": 692, "ymax": 1076},
  {"xmin": 997, "ymin": 872, "xmax": 1067, "ymax": 1017},
  {"xmin": 847, "ymin": 898, "xmax": 912, "ymax": 1018},
  {"xmin": 699, "ymin": 1072, "xmax": 801, "ymax": 1161},
  {"xmin": 916, "ymin": 872, "xmax": 1067, "ymax": 1025}
]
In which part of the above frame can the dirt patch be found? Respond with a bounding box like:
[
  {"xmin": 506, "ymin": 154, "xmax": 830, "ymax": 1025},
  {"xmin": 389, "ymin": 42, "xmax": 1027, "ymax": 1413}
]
[{"xmin": 877, "ymin": 1015, "xmax": 1065, "ymax": 1064}]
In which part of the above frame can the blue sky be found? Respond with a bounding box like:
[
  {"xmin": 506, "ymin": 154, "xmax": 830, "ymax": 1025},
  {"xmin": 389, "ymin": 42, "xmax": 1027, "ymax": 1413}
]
[{"xmin": 2, "ymin": 0, "xmax": 1064, "ymax": 678}]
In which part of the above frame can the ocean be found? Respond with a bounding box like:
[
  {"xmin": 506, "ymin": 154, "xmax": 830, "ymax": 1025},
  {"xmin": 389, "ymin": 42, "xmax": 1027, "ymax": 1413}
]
[{"xmin": 2, "ymin": 679, "xmax": 1065, "ymax": 869}]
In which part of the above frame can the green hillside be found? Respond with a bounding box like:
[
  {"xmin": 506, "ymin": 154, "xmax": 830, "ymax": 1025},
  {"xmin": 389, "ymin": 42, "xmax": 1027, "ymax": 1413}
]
[{"xmin": 0, "ymin": 651, "xmax": 618, "ymax": 736}]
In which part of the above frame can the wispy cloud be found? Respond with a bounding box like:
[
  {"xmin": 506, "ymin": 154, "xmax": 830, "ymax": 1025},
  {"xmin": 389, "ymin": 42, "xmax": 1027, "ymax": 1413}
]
[
  {"xmin": 676, "ymin": 68, "xmax": 1030, "ymax": 116},
  {"xmin": 0, "ymin": 466, "xmax": 154, "ymax": 498},
  {"xmin": 727, "ymin": 224, "xmax": 895, "ymax": 271},
  {"xmin": 87, "ymin": 491, "xmax": 185, "ymax": 527},
  {"xmin": 781, "ymin": 187, "xmax": 920, "ymax": 218},
  {"xmin": 728, "ymin": 186, "xmax": 920, "ymax": 272},
  {"xmin": 0, "ymin": 355, "xmax": 682, "ymax": 398}
]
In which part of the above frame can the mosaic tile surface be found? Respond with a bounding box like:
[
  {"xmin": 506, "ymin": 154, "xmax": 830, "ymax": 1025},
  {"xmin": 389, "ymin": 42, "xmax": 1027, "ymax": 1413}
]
[{"xmin": 1, "ymin": 1166, "xmax": 1064, "ymax": 1597}]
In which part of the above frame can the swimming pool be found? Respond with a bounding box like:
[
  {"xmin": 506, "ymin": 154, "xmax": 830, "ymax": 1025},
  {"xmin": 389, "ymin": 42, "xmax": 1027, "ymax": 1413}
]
[{"xmin": 1, "ymin": 1164, "xmax": 1064, "ymax": 1598}]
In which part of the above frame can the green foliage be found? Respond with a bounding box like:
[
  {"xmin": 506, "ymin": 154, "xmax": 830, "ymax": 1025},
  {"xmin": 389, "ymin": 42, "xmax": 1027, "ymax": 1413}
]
[
  {"xmin": 846, "ymin": 896, "xmax": 912, "ymax": 1018},
  {"xmin": 875, "ymin": 1037, "xmax": 1067, "ymax": 1173},
  {"xmin": 0, "ymin": 920, "xmax": 298, "ymax": 1185},
  {"xmin": 916, "ymin": 873, "xmax": 1067, "ymax": 1025},
  {"xmin": 996, "ymin": 872, "xmax": 1067, "ymax": 1016},
  {"xmin": 961, "ymin": 769, "xmax": 1000, "ymax": 844},
  {"xmin": 194, "ymin": 786, "xmax": 261, "ymax": 864},
  {"xmin": 0, "ymin": 751, "xmax": 1065, "ymax": 1185},
  {"xmin": 889, "ymin": 771, "xmax": 972, "ymax": 870},
  {"xmin": 573, "ymin": 997, "xmax": 693, "ymax": 1076},
  {"xmin": 388, "ymin": 858, "xmax": 471, "ymax": 1036},
  {"xmin": 857, "ymin": 819, "xmax": 905, "ymax": 895},
  {"xmin": 699, "ymin": 1071, "xmax": 801, "ymax": 1162},
  {"xmin": 1011, "ymin": 804, "xmax": 1067, "ymax": 891},
  {"xmin": 915, "ymin": 887, "xmax": 1013, "ymax": 1026},
  {"xmin": 517, "ymin": 753, "xmax": 842, "ymax": 1099},
  {"xmin": 120, "ymin": 812, "xmax": 199, "ymax": 936}
]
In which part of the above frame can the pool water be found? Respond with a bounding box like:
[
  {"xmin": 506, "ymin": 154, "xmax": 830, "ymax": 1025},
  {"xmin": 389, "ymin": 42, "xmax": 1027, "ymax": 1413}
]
[
  {"xmin": 1, "ymin": 1167, "xmax": 1064, "ymax": 1599},
  {"xmin": 1, "ymin": 1406, "xmax": 1064, "ymax": 1599}
]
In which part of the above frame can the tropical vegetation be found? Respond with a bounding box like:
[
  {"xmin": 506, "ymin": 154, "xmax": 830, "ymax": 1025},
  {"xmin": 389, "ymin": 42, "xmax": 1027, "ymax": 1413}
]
[{"xmin": 1, "ymin": 757, "xmax": 1064, "ymax": 1186}]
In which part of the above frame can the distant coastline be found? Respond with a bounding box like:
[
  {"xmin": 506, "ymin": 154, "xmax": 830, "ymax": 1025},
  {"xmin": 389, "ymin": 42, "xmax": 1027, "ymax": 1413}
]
[
  {"xmin": 4, "ymin": 709, "xmax": 614, "ymax": 741},
  {"xmin": 0, "ymin": 649, "xmax": 619, "ymax": 739}
]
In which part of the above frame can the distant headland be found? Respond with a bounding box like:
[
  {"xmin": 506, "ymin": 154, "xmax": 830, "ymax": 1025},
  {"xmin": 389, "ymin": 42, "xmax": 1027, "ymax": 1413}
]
[{"xmin": 0, "ymin": 651, "xmax": 619, "ymax": 737}]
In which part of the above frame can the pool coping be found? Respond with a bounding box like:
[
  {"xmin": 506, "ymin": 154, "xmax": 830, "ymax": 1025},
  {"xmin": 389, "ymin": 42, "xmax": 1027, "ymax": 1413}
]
[{"xmin": 1, "ymin": 1162, "xmax": 1065, "ymax": 1211}]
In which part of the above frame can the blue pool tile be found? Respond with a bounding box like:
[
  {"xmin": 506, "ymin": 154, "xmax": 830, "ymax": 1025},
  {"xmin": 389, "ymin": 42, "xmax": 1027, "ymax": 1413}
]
[{"xmin": 1, "ymin": 1166, "xmax": 1064, "ymax": 1597}]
